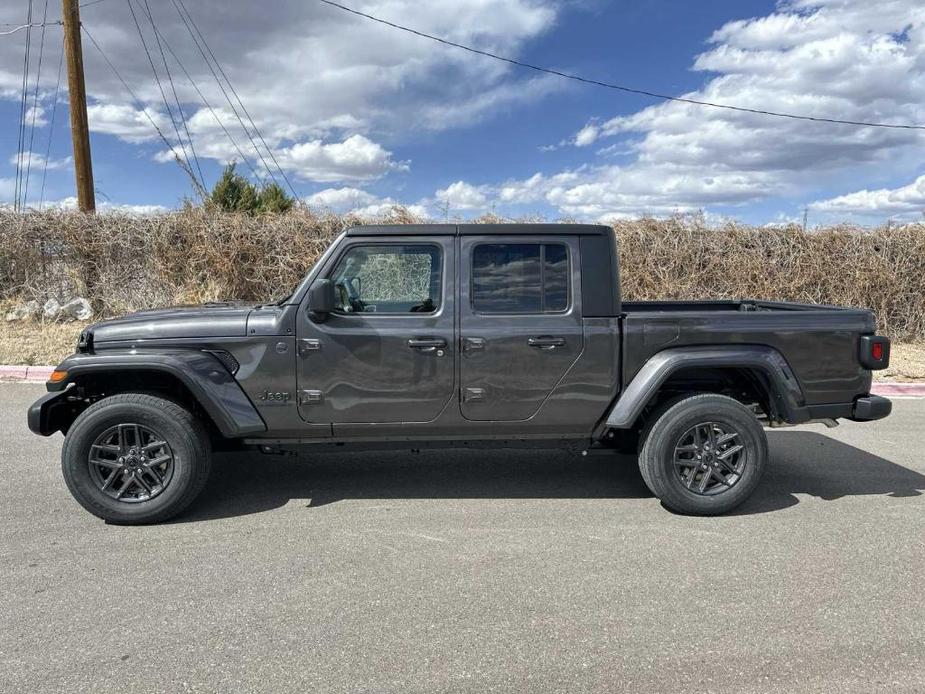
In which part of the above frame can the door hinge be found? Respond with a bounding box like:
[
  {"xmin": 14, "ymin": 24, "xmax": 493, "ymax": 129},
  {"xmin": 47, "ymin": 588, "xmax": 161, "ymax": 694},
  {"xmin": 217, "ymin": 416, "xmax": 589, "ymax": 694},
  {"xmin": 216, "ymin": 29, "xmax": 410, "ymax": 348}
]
[
  {"xmin": 463, "ymin": 387, "xmax": 485, "ymax": 402},
  {"xmin": 298, "ymin": 389, "xmax": 324, "ymax": 405},
  {"xmin": 298, "ymin": 338, "xmax": 321, "ymax": 356}
]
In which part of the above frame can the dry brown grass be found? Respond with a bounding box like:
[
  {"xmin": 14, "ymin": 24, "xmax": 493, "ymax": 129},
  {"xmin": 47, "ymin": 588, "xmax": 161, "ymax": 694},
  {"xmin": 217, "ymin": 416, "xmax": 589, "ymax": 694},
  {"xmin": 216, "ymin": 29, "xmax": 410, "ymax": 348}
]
[
  {"xmin": 2, "ymin": 208, "xmax": 924, "ymax": 338},
  {"xmin": 0, "ymin": 319, "xmax": 91, "ymax": 365}
]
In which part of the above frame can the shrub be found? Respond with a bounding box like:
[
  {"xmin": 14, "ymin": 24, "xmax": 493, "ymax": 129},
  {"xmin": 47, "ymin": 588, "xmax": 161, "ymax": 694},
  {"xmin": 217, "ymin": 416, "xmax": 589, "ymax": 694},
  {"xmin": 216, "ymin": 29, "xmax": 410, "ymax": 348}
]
[{"xmin": 1, "ymin": 210, "xmax": 923, "ymax": 339}]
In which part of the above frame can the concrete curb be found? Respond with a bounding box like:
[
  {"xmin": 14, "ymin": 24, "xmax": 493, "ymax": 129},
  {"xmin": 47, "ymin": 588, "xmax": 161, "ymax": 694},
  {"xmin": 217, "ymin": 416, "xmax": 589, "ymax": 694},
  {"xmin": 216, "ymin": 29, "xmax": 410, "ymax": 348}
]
[
  {"xmin": 0, "ymin": 365, "xmax": 54, "ymax": 382},
  {"xmin": 871, "ymin": 382, "xmax": 925, "ymax": 397},
  {"xmin": 1, "ymin": 364, "xmax": 924, "ymax": 397}
]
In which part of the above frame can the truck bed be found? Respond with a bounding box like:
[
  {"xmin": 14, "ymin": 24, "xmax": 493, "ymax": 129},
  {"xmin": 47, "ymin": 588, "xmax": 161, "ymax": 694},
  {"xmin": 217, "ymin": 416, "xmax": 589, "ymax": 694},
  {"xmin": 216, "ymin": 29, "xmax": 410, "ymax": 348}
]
[{"xmin": 620, "ymin": 299, "xmax": 876, "ymax": 407}]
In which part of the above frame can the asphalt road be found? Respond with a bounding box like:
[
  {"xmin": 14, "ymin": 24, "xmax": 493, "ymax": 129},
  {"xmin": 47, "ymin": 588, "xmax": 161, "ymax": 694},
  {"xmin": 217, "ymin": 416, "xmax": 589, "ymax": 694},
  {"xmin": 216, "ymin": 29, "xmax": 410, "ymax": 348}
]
[{"xmin": 1, "ymin": 384, "xmax": 924, "ymax": 693}]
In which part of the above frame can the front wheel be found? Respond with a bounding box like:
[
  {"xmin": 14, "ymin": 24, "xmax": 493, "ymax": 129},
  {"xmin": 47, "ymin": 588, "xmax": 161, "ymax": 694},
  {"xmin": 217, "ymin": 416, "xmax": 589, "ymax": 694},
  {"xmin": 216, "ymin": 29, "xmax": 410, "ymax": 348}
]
[
  {"xmin": 61, "ymin": 393, "xmax": 211, "ymax": 524},
  {"xmin": 638, "ymin": 394, "xmax": 767, "ymax": 515}
]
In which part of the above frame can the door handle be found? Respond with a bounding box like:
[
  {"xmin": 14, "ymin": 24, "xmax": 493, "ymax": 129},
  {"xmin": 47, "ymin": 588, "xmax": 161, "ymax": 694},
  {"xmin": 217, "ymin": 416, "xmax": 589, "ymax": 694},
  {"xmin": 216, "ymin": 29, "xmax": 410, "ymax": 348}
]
[
  {"xmin": 528, "ymin": 336, "xmax": 566, "ymax": 349},
  {"xmin": 297, "ymin": 338, "xmax": 321, "ymax": 356},
  {"xmin": 408, "ymin": 337, "xmax": 447, "ymax": 351},
  {"xmin": 463, "ymin": 337, "xmax": 486, "ymax": 352}
]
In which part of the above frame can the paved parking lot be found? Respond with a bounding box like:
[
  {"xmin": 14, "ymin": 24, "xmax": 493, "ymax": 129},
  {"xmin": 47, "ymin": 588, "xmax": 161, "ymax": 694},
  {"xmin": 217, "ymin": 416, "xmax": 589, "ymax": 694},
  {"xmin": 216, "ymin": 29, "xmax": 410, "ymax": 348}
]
[{"xmin": 1, "ymin": 383, "xmax": 924, "ymax": 693}]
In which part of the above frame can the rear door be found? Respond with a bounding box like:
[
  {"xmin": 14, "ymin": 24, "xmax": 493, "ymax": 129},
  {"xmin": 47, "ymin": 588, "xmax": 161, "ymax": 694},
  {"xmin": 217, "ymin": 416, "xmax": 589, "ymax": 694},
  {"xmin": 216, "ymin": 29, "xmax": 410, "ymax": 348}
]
[
  {"xmin": 296, "ymin": 236, "xmax": 455, "ymax": 424},
  {"xmin": 459, "ymin": 235, "xmax": 583, "ymax": 421}
]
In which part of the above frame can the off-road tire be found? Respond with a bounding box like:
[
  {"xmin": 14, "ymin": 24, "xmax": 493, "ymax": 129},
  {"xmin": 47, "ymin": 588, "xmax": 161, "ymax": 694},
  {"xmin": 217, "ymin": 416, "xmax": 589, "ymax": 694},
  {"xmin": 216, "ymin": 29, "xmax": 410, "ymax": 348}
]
[
  {"xmin": 638, "ymin": 394, "xmax": 767, "ymax": 515},
  {"xmin": 61, "ymin": 393, "xmax": 211, "ymax": 524}
]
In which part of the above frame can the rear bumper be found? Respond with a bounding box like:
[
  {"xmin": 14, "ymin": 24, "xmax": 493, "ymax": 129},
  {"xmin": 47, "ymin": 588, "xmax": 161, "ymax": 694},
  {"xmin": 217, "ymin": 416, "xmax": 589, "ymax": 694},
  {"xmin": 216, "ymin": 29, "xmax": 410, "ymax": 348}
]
[
  {"xmin": 850, "ymin": 394, "xmax": 892, "ymax": 422},
  {"xmin": 800, "ymin": 394, "xmax": 892, "ymax": 423}
]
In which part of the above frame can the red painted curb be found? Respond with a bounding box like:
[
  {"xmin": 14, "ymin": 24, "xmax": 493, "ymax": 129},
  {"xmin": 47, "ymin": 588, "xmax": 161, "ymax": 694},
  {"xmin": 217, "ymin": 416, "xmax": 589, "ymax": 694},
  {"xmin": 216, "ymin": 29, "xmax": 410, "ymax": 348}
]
[
  {"xmin": 871, "ymin": 382, "xmax": 925, "ymax": 397},
  {"xmin": 25, "ymin": 366, "xmax": 55, "ymax": 382},
  {"xmin": 0, "ymin": 365, "xmax": 54, "ymax": 382},
  {"xmin": 0, "ymin": 365, "xmax": 29, "ymax": 380},
  {"xmin": 1, "ymin": 365, "xmax": 924, "ymax": 396}
]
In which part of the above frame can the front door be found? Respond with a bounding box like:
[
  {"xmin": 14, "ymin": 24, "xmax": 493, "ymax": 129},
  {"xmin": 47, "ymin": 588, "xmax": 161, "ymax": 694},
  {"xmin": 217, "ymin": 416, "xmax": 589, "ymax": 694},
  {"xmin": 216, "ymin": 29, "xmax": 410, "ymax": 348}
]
[
  {"xmin": 459, "ymin": 235, "xmax": 584, "ymax": 421},
  {"xmin": 296, "ymin": 237, "xmax": 455, "ymax": 424}
]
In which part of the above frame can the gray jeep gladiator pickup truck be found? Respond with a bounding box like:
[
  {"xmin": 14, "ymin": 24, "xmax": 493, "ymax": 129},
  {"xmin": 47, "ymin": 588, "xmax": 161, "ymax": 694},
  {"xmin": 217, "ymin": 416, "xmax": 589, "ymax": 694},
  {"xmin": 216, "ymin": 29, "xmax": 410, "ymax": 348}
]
[{"xmin": 28, "ymin": 224, "xmax": 892, "ymax": 523}]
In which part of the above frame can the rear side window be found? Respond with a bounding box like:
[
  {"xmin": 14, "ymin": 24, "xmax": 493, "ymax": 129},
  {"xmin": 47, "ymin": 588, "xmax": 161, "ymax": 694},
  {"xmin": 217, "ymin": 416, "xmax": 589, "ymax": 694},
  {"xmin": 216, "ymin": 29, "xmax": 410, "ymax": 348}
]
[
  {"xmin": 472, "ymin": 243, "xmax": 569, "ymax": 313},
  {"xmin": 330, "ymin": 244, "xmax": 442, "ymax": 314}
]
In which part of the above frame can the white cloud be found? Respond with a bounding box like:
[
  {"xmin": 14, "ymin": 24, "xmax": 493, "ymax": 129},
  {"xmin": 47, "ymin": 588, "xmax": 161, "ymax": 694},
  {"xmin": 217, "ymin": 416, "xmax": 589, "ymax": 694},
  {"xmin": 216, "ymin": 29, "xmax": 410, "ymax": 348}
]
[
  {"xmin": 86, "ymin": 103, "xmax": 169, "ymax": 144},
  {"xmin": 810, "ymin": 174, "xmax": 925, "ymax": 217},
  {"xmin": 519, "ymin": 0, "xmax": 925, "ymax": 218},
  {"xmin": 0, "ymin": 1, "xmax": 562, "ymax": 187},
  {"xmin": 0, "ymin": 196, "xmax": 169, "ymax": 214},
  {"xmin": 23, "ymin": 106, "xmax": 47, "ymax": 128},
  {"xmin": 573, "ymin": 123, "xmax": 599, "ymax": 147},
  {"xmin": 8, "ymin": 152, "xmax": 72, "ymax": 172},
  {"xmin": 44, "ymin": 197, "xmax": 170, "ymax": 215},
  {"xmin": 275, "ymin": 135, "xmax": 405, "ymax": 182},
  {"xmin": 435, "ymin": 180, "xmax": 489, "ymax": 210},
  {"xmin": 305, "ymin": 186, "xmax": 428, "ymax": 218},
  {"xmin": 305, "ymin": 186, "xmax": 380, "ymax": 210}
]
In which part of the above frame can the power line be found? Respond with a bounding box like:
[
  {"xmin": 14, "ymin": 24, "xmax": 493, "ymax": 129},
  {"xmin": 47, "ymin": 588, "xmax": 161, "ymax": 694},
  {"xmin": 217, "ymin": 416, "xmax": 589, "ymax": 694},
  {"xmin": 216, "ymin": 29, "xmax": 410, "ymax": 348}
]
[
  {"xmin": 81, "ymin": 23, "xmax": 203, "ymax": 188},
  {"xmin": 14, "ymin": 0, "xmax": 34, "ymax": 211},
  {"xmin": 317, "ymin": 0, "xmax": 925, "ymax": 133},
  {"xmin": 174, "ymin": 0, "xmax": 299, "ymax": 196},
  {"xmin": 0, "ymin": 21, "xmax": 60, "ymax": 34},
  {"xmin": 171, "ymin": 0, "xmax": 281, "ymax": 188},
  {"xmin": 125, "ymin": 0, "xmax": 204, "ymax": 197},
  {"xmin": 23, "ymin": 0, "xmax": 50, "ymax": 208},
  {"xmin": 174, "ymin": 0, "xmax": 299, "ymax": 198},
  {"xmin": 39, "ymin": 40, "xmax": 64, "ymax": 209},
  {"xmin": 141, "ymin": 0, "xmax": 205, "ymax": 191},
  {"xmin": 142, "ymin": 12, "xmax": 263, "ymax": 183}
]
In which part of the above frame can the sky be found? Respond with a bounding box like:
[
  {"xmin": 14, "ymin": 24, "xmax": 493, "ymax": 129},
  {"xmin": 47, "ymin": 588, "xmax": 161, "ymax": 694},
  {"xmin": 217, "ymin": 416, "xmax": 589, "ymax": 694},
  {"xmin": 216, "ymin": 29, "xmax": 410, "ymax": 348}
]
[{"xmin": 1, "ymin": 0, "xmax": 924, "ymax": 224}]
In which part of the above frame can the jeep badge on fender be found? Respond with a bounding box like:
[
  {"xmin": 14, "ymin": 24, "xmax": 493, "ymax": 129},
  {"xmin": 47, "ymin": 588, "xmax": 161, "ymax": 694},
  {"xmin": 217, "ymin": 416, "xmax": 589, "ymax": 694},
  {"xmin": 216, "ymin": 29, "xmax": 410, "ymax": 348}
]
[{"xmin": 259, "ymin": 390, "xmax": 291, "ymax": 404}]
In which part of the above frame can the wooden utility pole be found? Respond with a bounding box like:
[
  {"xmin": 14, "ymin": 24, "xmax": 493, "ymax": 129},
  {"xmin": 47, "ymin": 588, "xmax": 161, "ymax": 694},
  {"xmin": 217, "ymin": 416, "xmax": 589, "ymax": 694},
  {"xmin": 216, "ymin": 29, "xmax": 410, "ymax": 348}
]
[{"xmin": 62, "ymin": 0, "xmax": 95, "ymax": 212}]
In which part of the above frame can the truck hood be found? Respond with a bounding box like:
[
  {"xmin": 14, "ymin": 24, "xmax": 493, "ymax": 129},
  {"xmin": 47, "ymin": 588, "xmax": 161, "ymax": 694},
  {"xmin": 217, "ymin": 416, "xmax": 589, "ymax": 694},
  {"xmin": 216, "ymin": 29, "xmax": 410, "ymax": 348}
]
[{"xmin": 88, "ymin": 302, "xmax": 256, "ymax": 344}]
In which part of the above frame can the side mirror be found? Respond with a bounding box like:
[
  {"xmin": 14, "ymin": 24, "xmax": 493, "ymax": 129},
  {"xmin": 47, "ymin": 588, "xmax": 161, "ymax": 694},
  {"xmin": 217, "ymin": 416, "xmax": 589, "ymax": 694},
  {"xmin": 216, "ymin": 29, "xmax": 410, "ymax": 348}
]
[{"xmin": 307, "ymin": 279, "xmax": 335, "ymax": 322}]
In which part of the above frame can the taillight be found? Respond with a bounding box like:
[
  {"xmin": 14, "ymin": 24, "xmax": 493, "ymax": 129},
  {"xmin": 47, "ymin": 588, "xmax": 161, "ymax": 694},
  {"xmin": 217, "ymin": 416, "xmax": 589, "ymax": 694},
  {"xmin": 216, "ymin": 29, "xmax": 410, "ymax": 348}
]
[{"xmin": 859, "ymin": 335, "xmax": 890, "ymax": 370}]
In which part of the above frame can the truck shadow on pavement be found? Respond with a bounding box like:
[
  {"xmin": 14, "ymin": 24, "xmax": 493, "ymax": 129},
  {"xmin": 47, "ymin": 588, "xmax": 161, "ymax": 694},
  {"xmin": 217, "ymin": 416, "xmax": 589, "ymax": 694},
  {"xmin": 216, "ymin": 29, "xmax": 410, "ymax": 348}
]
[
  {"xmin": 733, "ymin": 430, "xmax": 924, "ymax": 514},
  {"xmin": 176, "ymin": 431, "xmax": 924, "ymax": 522}
]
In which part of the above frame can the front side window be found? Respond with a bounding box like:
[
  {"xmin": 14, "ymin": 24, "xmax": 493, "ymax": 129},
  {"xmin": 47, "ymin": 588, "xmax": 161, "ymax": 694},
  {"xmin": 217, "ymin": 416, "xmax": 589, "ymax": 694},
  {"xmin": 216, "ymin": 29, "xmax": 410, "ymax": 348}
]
[
  {"xmin": 330, "ymin": 244, "xmax": 442, "ymax": 314},
  {"xmin": 472, "ymin": 243, "xmax": 569, "ymax": 313}
]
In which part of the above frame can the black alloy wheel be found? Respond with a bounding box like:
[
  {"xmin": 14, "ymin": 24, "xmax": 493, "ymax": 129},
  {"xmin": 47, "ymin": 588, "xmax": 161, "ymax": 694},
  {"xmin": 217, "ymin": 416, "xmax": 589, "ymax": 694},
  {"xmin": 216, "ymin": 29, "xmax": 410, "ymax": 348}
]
[
  {"xmin": 88, "ymin": 423, "xmax": 176, "ymax": 502},
  {"xmin": 672, "ymin": 421, "xmax": 746, "ymax": 495},
  {"xmin": 637, "ymin": 394, "xmax": 768, "ymax": 515}
]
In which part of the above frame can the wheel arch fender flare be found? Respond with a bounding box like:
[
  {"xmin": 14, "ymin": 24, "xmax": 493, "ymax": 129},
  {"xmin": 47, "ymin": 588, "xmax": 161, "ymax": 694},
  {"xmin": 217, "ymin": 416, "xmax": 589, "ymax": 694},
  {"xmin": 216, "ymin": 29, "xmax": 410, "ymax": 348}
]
[
  {"xmin": 42, "ymin": 350, "xmax": 266, "ymax": 438},
  {"xmin": 604, "ymin": 345, "xmax": 806, "ymax": 429}
]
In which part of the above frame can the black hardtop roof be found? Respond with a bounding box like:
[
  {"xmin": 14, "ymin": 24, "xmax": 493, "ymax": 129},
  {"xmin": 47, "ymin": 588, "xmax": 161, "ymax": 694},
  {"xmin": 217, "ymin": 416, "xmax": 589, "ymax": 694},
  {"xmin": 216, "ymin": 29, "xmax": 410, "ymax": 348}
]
[{"xmin": 346, "ymin": 223, "xmax": 610, "ymax": 237}]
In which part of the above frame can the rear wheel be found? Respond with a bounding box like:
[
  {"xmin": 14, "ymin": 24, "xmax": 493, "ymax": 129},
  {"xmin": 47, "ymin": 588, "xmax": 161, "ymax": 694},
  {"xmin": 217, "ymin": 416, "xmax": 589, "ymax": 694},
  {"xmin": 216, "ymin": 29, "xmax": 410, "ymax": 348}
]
[
  {"xmin": 61, "ymin": 393, "xmax": 211, "ymax": 524},
  {"xmin": 638, "ymin": 394, "xmax": 767, "ymax": 515}
]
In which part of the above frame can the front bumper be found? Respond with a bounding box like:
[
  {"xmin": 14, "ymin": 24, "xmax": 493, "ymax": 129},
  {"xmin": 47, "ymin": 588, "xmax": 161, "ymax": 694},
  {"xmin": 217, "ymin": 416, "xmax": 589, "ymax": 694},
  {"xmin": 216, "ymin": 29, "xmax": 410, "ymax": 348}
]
[
  {"xmin": 850, "ymin": 394, "xmax": 892, "ymax": 421},
  {"xmin": 27, "ymin": 389, "xmax": 74, "ymax": 436}
]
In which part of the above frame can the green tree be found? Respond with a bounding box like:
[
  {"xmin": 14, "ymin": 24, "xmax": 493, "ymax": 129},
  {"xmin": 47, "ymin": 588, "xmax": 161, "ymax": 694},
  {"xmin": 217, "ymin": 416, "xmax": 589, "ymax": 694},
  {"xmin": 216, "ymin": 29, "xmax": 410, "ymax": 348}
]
[
  {"xmin": 258, "ymin": 182, "xmax": 295, "ymax": 213},
  {"xmin": 209, "ymin": 164, "xmax": 260, "ymax": 213},
  {"xmin": 209, "ymin": 165, "xmax": 295, "ymax": 214}
]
